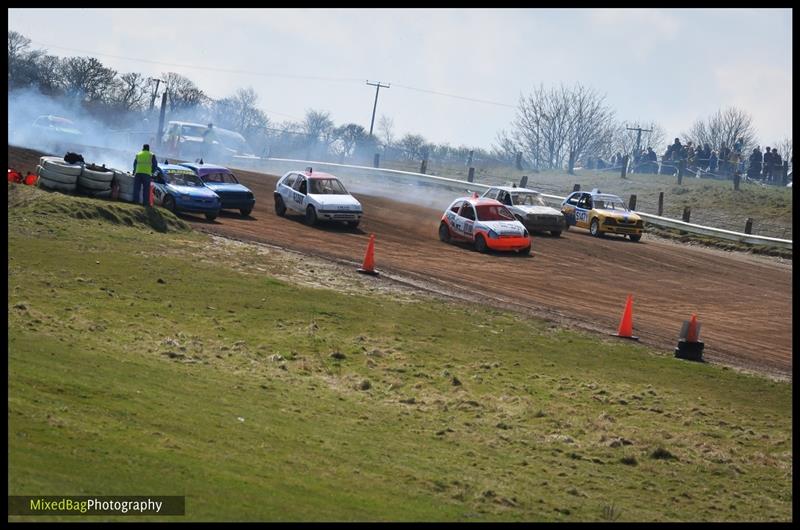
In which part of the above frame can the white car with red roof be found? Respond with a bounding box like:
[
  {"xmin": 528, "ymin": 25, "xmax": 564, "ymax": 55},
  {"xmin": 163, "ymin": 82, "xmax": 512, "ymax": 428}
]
[
  {"xmin": 274, "ymin": 168, "xmax": 363, "ymax": 228},
  {"xmin": 439, "ymin": 196, "xmax": 531, "ymax": 255}
]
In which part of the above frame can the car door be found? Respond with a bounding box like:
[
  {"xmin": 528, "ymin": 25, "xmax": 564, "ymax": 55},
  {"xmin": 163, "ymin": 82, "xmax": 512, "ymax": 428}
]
[
  {"xmin": 574, "ymin": 193, "xmax": 592, "ymax": 228},
  {"xmin": 290, "ymin": 174, "xmax": 308, "ymax": 210},
  {"xmin": 455, "ymin": 202, "xmax": 476, "ymax": 240},
  {"xmin": 562, "ymin": 192, "xmax": 580, "ymax": 226}
]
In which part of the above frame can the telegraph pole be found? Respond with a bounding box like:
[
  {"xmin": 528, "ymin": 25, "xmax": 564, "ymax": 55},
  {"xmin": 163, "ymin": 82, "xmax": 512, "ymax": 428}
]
[
  {"xmin": 148, "ymin": 77, "xmax": 165, "ymax": 112},
  {"xmin": 627, "ymin": 125, "xmax": 653, "ymax": 154},
  {"xmin": 366, "ymin": 80, "xmax": 390, "ymax": 137}
]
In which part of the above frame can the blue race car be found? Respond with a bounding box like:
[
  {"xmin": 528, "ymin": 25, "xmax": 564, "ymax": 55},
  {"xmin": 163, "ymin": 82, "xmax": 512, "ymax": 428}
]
[
  {"xmin": 179, "ymin": 162, "xmax": 256, "ymax": 217},
  {"xmin": 153, "ymin": 164, "xmax": 221, "ymax": 221}
]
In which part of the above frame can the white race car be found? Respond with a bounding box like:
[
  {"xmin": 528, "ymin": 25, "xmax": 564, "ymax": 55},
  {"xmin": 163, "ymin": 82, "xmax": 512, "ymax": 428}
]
[
  {"xmin": 482, "ymin": 186, "xmax": 566, "ymax": 236},
  {"xmin": 274, "ymin": 168, "xmax": 363, "ymax": 228}
]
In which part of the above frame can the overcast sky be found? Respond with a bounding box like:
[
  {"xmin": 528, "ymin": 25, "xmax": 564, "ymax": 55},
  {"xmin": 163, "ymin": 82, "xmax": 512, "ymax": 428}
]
[{"xmin": 8, "ymin": 8, "xmax": 793, "ymax": 150}]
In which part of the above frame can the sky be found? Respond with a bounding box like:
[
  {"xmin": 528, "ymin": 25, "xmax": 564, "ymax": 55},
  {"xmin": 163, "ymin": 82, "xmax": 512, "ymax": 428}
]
[{"xmin": 7, "ymin": 8, "xmax": 793, "ymax": 151}]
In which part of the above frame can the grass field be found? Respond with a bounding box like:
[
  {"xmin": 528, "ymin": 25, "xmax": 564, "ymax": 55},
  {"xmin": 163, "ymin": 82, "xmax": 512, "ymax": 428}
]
[
  {"xmin": 8, "ymin": 183, "xmax": 792, "ymax": 521},
  {"xmin": 380, "ymin": 159, "xmax": 793, "ymax": 240}
]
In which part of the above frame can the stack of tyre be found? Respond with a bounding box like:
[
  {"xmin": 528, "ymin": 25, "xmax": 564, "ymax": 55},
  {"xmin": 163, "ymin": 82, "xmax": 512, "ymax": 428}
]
[
  {"xmin": 77, "ymin": 163, "xmax": 114, "ymax": 199},
  {"xmin": 112, "ymin": 169, "xmax": 136, "ymax": 203},
  {"xmin": 35, "ymin": 156, "xmax": 82, "ymax": 193}
]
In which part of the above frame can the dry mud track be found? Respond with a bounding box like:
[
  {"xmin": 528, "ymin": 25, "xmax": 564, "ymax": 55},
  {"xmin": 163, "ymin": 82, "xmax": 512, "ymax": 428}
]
[{"xmin": 188, "ymin": 168, "xmax": 792, "ymax": 381}]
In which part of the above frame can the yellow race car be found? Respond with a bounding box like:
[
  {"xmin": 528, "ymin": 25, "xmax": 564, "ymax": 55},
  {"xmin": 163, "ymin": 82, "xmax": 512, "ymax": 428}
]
[{"xmin": 561, "ymin": 189, "xmax": 644, "ymax": 241}]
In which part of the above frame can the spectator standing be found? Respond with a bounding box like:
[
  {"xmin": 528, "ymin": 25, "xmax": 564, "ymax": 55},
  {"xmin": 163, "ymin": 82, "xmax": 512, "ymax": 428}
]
[
  {"xmin": 748, "ymin": 147, "xmax": 763, "ymax": 180},
  {"xmin": 132, "ymin": 144, "xmax": 157, "ymax": 207},
  {"xmin": 763, "ymin": 147, "xmax": 773, "ymax": 181},
  {"xmin": 772, "ymin": 150, "xmax": 783, "ymax": 183}
]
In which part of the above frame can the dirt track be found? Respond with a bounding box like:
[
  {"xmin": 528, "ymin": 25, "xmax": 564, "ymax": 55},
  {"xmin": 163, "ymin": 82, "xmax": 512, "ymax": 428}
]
[
  {"xmin": 8, "ymin": 146, "xmax": 792, "ymax": 379},
  {"xmin": 189, "ymin": 168, "xmax": 792, "ymax": 380}
]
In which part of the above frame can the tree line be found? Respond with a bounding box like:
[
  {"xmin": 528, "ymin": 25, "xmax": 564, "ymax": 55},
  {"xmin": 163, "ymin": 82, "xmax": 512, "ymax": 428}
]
[{"xmin": 8, "ymin": 30, "xmax": 790, "ymax": 170}]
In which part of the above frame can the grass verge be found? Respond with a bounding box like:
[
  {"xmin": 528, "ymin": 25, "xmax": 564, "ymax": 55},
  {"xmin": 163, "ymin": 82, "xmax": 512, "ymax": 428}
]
[{"xmin": 8, "ymin": 183, "xmax": 792, "ymax": 521}]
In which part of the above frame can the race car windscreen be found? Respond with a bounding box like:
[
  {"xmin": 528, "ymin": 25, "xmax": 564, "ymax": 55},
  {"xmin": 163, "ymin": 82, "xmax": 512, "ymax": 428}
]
[
  {"xmin": 164, "ymin": 171, "xmax": 204, "ymax": 187},
  {"xmin": 310, "ymin": 178, "xmax": 348, "ymax": 195},
  {"xmin": 476, "ymin": 204, "xmax": 515, "ymax": 221},
  {"xmin": 595, "ymin": 197, "xmax": 627, "ymax": 211},
  {"xmin": 512, "ymin": 193, "xmax": 547, "ymax": 207}
]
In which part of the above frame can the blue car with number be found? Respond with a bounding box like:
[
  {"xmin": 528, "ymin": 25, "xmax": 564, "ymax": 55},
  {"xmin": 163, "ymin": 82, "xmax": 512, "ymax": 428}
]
[
  {"xmin": 153, "ymin": 164, "xmax": 221, "ymax": 221},
  {"xmin": 178, "ymin": 162, "xmax": 256, "ymax": 218}
]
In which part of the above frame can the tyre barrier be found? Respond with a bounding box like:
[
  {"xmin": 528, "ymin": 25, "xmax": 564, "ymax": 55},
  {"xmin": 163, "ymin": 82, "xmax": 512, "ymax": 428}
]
[
  {"xmin": 118, "ymin": 190, "xmax": 135, "ymax": 203},
  {"xmin": 77, "ymin": 173, "xmax": 112, "ymax": 191},
  {"xmin": 36, "ymin": 166, "xmax": 77, "ymax": 193},
  {"xmin": 39, "ymin": 156, "xmax": 83, "ymax": 177},
  {"xmin": 36, "ymin": 164, "xmax": 79, "ymax": 185},
  {"xmin": 112, "ymin": 169, "xmax": 135, "ymax": 194},
  {"xmin": 76, "ymin": 185, "xmax": 112, "ymax": 199},
  {"xmin": 82, "ymin": 165, "xmax": 114, "ymax": 184}
]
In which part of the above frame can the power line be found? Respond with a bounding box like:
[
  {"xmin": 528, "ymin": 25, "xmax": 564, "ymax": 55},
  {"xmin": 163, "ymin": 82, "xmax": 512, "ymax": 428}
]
[{"xmin": 25, "ymin": 39, "xmax": 521, "ymax": 111}]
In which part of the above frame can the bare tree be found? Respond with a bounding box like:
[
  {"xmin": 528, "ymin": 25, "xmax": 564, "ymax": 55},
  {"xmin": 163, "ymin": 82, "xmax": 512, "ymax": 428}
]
[
  {"xmin": 331, "ymin": 123, "xmax": 370, "ymax": 160},
  {"xmin": 564, "ymin": 84, "xmax": 616, "ymax": 174},
  {"xmin": 107, "ymin": 72, "xmax": 149, "ymax": 112},
  {"xmin": 772, "ymin": 137, "xmax": 792, "ymax": 166},
  {"xmin": 684, "ymin": 107, "xmax": 757, "ymax": 153},
  {"xmin": 58, "ymin": 57, "xmax": 117, "ymax": 102},
  {"xmin": 377, "ymin": 115, "xmax": 395, "ymax": 147},
  {"xmin": 303, "ymin": 109, "xmax": 335, "ymax": 145},
  {"xmin": 161, "ymin": 72, "xmax": 207, "ymax": 113},
  {"xmin": 397, "ymin": 133, "xmax": 430, "ymax": 161}
]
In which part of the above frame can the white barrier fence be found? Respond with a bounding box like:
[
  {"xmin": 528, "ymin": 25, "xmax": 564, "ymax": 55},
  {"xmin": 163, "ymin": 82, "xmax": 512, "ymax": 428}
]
[{"xmin": 231, "ymin": 156, "xmax": 793, "ymax": 250}]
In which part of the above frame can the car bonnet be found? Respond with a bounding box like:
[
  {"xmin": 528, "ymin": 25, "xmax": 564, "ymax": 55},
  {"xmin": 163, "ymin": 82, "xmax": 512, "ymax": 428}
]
[{"xmin": 478, "ymin": 220, "xmax": 527, "ymax": 236}]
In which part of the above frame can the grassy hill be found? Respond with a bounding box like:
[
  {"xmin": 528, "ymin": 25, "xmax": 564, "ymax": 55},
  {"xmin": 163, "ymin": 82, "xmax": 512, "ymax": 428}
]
[{"xmin": 8, "ymin": 183, "xmax": 791, "ymax": 521}]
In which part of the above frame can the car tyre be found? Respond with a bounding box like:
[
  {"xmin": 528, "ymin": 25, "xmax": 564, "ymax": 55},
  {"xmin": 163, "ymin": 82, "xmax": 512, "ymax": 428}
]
[
  {"xmin": 551, "ymin": 230, "xmax": 562, "ymax": 237},
  {"xmin": 347, "ymin": 220, "xmax": 360, "ymax": 229},
  {"xmin": 439, "ymin": 222, "xmax": 451, "ymax": 243},
  {"xmin": 275, "ymin": 196, "xmax": 286, "ymax": 217},
  {"xmin": 205, "ymin": 211, "xmax": 218, "ymax": 221},
  {"xmin": 304, "ymin": 205, "xmax": 317, "ymax": 226},
  {"xmin": 475, "ymin": 234, "xmax": 488, "ymax": 253},
  {"xmin": 240, "ymin": 207, "xmax": 253, "ymax": 218},
  {"xmin": 629, "ymin": 234, "xmax": 642, "ymax": 242},
  {"xmin": 590, "ymin": 218, "xmax": 603, "ymax": 237},
  {"xmin": 519, "ymin": 244, "xmax": 531, "ymax": 256}
]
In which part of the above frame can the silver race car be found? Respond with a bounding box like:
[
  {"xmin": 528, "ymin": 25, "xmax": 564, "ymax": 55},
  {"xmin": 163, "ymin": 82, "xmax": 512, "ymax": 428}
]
[{"xmin": 482, "ymin": 186, "xmax": 566, "ymax": 237}]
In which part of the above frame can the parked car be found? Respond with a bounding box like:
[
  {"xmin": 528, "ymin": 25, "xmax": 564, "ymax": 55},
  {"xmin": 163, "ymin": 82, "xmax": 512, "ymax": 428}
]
[
  {"xmin": 439, "ymin": 196, "xmax": 531, "ymax": 254},
  {"xmin": 481, "ymin": 186, "xmax": 566, "ymax": 236},
  {"xmin": 161, "ymin": 121, "xmax": 213, "ymax": 160},
  {"xmin": 31, "ymin": 115, "xmax": 83, "ymax": 150},
  {"xmin": 178, "ymin": 162, "xmax": 255, "ymax": 217},
  {"xmin": 153, "ymin": 164, "xmax": 221, "ymax": 221},
  {"xmin": 274, "ymin": 168, "xmax": 363, "ymax": 228},
  {"xmin": 560, "ymin": 189, "xmax": 644, "ymax": 241}
]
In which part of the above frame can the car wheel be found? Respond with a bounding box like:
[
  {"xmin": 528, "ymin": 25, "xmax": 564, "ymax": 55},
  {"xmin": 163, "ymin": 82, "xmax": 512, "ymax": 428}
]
[
  {"xmin": 519, "ymin": 244, "xmax": 531, "ymax": 256},
  {"xmin": 590, "ymin": 218, "xmax": 603, "ymax": 237},
  {"xmin": 240, "ymin": 207, "xmax": 253, "ymax": 218},
  {"xmin": 274, "ymin": 196, "xmax": 286, "ymax": 217},
  {"xmin": 304, "ymin": 205, "xmax": 317, "ymax": 226},
  {"xmin": 205, "ymin": 211, "xmax": 218, "ymax": 221},
  {"xmin": 629, "ymin": 234, "xmax": 642, "ymax": 242},
  {"xmin": 439, "ymin": 222, "xmax": 451, "ymax": 243},
  {"xmin": 347, "ymin": 220, "xmax": 360, "ymax": 229},
  {"xmin": 474, "ymin": 234, "xmax": 488, "ymax": 253},
  {"xmin": 550, "ymin": 230, "xmax": 562, "ymax": 237},
  {"xmin": 164, "ymin": 195, "xmax": 176, "ymax": 213}
]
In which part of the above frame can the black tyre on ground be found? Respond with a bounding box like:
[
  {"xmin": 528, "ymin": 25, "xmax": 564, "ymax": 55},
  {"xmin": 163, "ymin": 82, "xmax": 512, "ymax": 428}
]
[
  {"xmin": 475, "ymin": 234, "xmax": 488, "ymax": 253},
  {"xmin": 439, "ymin": 223, "xmax": 451, "ymax": 242},
  {"xmin": 304, "ymin": 206, "xmax": 317, "ymax": 226},
  {"xmin": 347, "ymin": 220, "xmax": 360, "ymax": 229},
  {"xmin": 164, "ymin": 195, "xmax": 177, "ymax": 213},
  {"xmin": 551, "ymin": 230, "xmax": 562, "ymax": 237},
  {"xmin": 590, "ymin": 218, "xmax": 603, "ymax": 237},
  {"xmin": 629, "ymin": 234, "xmax": 642, "ymax": 242},
  {"xmin": 205, "ymin": 211, "xmax": 218, "ymax": 221},
  {"xmin": 519, "ymin": 244, "xmax": 531, "ymax": 256},
  {"xmin": 274, "ymin": 196, "xmax": 286, "ymax": 217},
  {"xmin": 240, "ymin": 207, "xmax": 253, "ymax": 218}
]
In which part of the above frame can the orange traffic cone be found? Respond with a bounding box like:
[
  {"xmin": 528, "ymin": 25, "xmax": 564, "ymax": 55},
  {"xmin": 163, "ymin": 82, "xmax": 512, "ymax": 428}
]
[
  {"xmin": 614, "ymin": 294, "xmax": 639, "ymax": 340},
  {"xmin": 149, "ymin": 182, "xmax": 155, "ymax": 206},
  {"xmin": 675, "ymin": 313, "xmax": 704, "ymax": 362},
  {"xmin": 356, "ymin": 234, "xmax": 379, "ymax": 276},
  {"xmin": 685, "ymin": 314, "xmax": 699, "ymax": 343}
]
